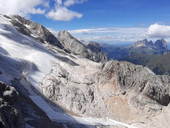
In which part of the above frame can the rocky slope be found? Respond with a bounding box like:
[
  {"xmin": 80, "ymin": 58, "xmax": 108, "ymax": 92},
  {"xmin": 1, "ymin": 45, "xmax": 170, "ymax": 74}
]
[
  {"xmin": 58, "ymin": 30, "xmax": 108, "ymax": 62},
  {"xmin": 10, "ymin": 15, "xmax": 63, "ymax": 48},
  {"xmin": 0, "ymin": 81, "xmax": 25, "ymax": 128},
  {"xmin": 9, "ymin": 16, "xmax": 108, "ymax": 63},
  {"xmin": 42, "ymin": 58, "xmax": 170, "ymax": 127},
  {"xmin": 0, "ymin": 14, "xmax": 170, "ymax": 128}
]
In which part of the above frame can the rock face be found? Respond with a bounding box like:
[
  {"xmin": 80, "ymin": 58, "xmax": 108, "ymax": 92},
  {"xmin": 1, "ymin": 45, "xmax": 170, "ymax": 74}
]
[
  {"xmin": 58, "ymin": 30, "xmax": 89, "ymax": 57},
  {"xmin": 87, "ymin": 42, "xmax": 108, "ymax": 62},
  {"xmin": 0, "ymin": 81, "xmax": 25, "ymax": 128},
  {"xmin": 101, "ymin": 60, "xmax": 170, "ymax": 107},
  {"xmin": 42, "ymin": 61, "xmax": 112, "ymax": 118},
  {"xmin": 42, "ymin": 58, "xmax": 170, "ymax": 126},
  {"xmin": 58, "ymin": 30, "xmax": 108, "ymax": 62},
  {"xmin": 132, "ymin": 39, "xmax": 152, "ymax": 47},
  {"xmin": 131, "ymin": 39, "xmax": 168, "ymax": 52},
  {"xmin": 10, "ymin": 15, "xmax": 63, "ymax": 48},
  {"xmin": 155, "ymin": 39, "xmax": 168, "ymax": 51}
]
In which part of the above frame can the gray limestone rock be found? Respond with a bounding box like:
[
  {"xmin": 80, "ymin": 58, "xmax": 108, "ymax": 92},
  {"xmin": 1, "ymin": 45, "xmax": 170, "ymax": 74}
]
[
  {"xmin": 58, "ymin": 30, "xmax": 108, "ymax": 62},
  {"xmin": 58, "ymin": 30, "xmax": 89, "ymax": 57},
  {"xmin": 101, "ymin": 60, "xmax": 170, "ymax": 108},
  {"xmin": 10, "ymin": 15, "xmax": 63, "ymax": 49}
]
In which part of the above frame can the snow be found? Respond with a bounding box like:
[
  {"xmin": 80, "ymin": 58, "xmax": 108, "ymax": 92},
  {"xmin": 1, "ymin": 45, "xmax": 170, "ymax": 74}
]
[
  {"xmin": 0, "ymin": 15, "xmax": 59, "ymax": 88},
  {"xmin": 30, "ymin": 96, "xmax": 137, "ymax": 128}
]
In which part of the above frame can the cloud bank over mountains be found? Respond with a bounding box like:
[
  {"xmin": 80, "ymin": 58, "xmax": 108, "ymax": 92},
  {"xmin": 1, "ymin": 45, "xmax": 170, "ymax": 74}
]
[
  {"xmin": 67, "ymin": 24, "xmax": 170, "ymax": 43},
  {"xmin": 148, "ymin": 23, "xmax": 170, "ymax": 38},
  {"xmin": 0, "ymin": 0, "xmax": 86, "ymax": 21}
]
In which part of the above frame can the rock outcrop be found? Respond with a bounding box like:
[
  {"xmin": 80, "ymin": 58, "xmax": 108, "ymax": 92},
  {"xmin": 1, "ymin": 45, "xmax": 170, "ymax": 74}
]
[
  {"xmin": 42, "ymin": 61, "xmax": 112, "ymax": 118},
  {"xmin": 0, "ymin": 81, "xmax": 25, "ymax": 128},
  {"xmin": 87, "ymin": 42, "xmax": 108, "ymax": 62},
  {"xmin": 58, "ymin": 30, "xmax": 108, "ymax": 62},
  {"xmin": 101, "ymin": 60, "xmax": 170, "ymax": 107},
  {"xmin": 58, "ymin": 30, "xmax": 89, "ymax": 57},
  {"xmin": 10, "ymin": 15, "xmax": 63, "ymax": 48}
]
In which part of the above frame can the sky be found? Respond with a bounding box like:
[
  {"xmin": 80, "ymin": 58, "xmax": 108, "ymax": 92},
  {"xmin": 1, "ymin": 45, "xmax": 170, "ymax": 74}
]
[{"xmin": 1, "ymin": 0, "xmax": 170, "ymax": 44}]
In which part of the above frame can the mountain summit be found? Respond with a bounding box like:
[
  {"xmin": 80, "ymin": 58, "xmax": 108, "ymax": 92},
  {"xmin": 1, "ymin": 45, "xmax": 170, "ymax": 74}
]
[
  {"xmin": 58, "ymin": 30, "xmax": 108, "ymax": 62},
  {"xmin": 130, "ymin": 39, "xmax": 168, "ymax": 52}
]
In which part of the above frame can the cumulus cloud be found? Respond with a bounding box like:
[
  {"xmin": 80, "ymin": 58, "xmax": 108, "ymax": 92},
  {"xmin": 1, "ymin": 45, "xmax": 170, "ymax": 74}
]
[
  {"xmin": 0, "ymin": 0, "xmax": 46, "ymax": 16},
  {"xmin": 64, "ymin": 0, "xmax": 88, "ymax": 7},
  {"xmin": 0, "ymin": 0, "xmax": 86, "ymax": 21},
  {"xmin": 56, "ymin": 0, "xmax": 62, "ymax": 5},
  {"xmin": 46, "ymin": 0, "xmax": 86, "ymax": 21},
  {"xmin": 46, "ymin": 7, "xmax": 82, "ymax": 21},
  {"xmin": 148, "ymin": 23, "xmax": 170, "ymax": 38},
  {"xmin": 31, "ymin": 8, "xmax": 46, "ymax": 14}
]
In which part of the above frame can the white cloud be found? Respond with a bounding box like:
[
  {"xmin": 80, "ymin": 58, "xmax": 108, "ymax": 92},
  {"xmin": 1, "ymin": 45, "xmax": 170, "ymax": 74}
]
[
  {"xmin": 64, "ymin": 0, "xmax": 88, "ymax": 7},
  {"xmin": 56, "ymin": 0, "xmax": 62, "ymax": 5},
  {"xmin": 46, "ymin": 7, "xmax": 82, "ymax": 21},
  {"xmin": 148, "ymin": 23, "xmax": 170, "ymax": 38},
  {"xmin": 0, "ymin": 0, "xmax": 46, "ymax": 16},
  {"xmin": 31, "ymin": 8, "xmax": 46, "ymax": 14},
  {"xmin": 46, "ymin": 0, "xmax": 87, "ymax": 21},
  {"xmin": 68, "ymin": 27, "xmax": 148, "ymax": 42},
  {"xmin": 69, "ymin": 27, "xmax": 147, "ymax": 34},
  {"xmin": 0, "ymin": 0, "xmax": 86, "ymax": 21}
]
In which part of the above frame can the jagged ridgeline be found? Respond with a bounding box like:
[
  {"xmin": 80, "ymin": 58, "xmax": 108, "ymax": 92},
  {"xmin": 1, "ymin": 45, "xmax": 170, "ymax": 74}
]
[
  {"xmin": 100, "ymin": 39, "xmax": 170, "ymax": 75},
  {"xmin": 0, "ymin": 15, "xmax": 170, "ymax": 128}
]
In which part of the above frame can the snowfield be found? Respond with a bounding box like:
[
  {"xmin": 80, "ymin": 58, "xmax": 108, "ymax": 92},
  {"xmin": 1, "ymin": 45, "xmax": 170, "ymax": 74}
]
[{"xmin": 0, "ymin": 15, "xmax": 58, "ymax": 88}]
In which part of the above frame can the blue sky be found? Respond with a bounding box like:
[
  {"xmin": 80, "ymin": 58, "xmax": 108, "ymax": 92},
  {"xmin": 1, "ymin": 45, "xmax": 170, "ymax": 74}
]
[
  {"xmin": 1, "ymin": 0, "xmax": 170, "ymax": 43},
  {"xmin": 32, "ymin": 0, "xmax": 170, "ymax": 28}
]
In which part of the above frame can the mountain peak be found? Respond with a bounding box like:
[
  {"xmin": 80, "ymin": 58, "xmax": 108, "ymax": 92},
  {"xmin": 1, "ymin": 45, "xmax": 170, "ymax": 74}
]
[
  {"xmin": 155, "ymin": 39, "xmax": 168, "ymax": 51},
  {"xmin": 10, "ymin": 15, "xmax": 63, "ymax": 48},
  {"xmin": 58, "ymin": 31, "xmax": 108, "ymax": 62},
  {"xmin": 131, "ymin": 39, "xmax": 168, "ymax": 51}
]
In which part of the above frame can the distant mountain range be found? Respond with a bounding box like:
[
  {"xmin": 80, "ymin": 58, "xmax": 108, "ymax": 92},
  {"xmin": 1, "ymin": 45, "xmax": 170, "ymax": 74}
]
[
  {"xmin": 120, "ymin": 52, "xmax": 170, "ymax": 75},
  {"xmin": 100, "ymin": 39, "xmax": 170, "ymax": 75},
  {"xmin": 100, "ymin": 39, "xmax": 169, "ymax": 60}
]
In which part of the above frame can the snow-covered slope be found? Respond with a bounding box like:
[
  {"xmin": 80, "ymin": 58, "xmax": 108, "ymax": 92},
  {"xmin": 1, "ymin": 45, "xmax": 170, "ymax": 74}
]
[{"xmin": 0, "ymin": 15, "xmax": 57, "ymax": 88}]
